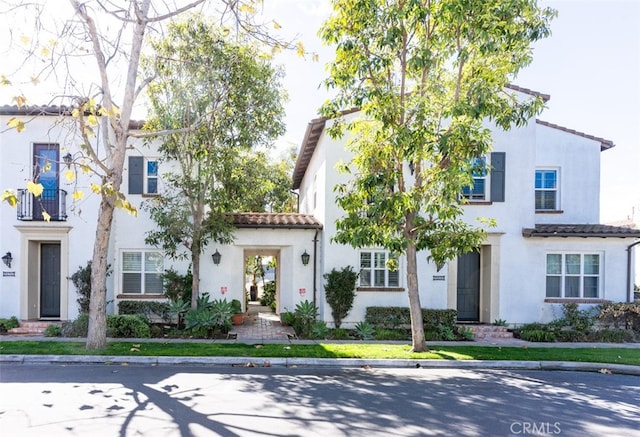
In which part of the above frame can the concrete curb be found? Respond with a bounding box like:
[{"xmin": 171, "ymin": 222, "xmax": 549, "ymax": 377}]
[{"xmin": 1, "ymin": 354, "xmax": 638, "ymax": 376}]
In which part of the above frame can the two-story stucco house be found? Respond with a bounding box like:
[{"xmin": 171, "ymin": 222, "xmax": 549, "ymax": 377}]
[
  {"xmin": 1, "ymin": 85, "xmax": 638, "ymax": 328},
  {"xmin": 291, "ymin": 85, "xmax": 640, "ymax": 326}
]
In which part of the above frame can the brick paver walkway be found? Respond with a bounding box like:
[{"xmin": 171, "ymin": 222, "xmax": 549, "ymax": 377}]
[{"xmin": 229, "ymin": 302, "xmax": 295, "ymax": 341}]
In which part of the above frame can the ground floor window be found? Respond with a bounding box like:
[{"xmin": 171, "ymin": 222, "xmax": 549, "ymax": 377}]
[
  {"xmin": 359, "ymin": 250, "xmax": 399, "ymax": 288},
  {"xmin": 546, "ymin": 253, "xmax": 600, "ymax": 298},
  {"xmin": 122, "ymin": 251, "xmax": 163, "ymax": 294}
]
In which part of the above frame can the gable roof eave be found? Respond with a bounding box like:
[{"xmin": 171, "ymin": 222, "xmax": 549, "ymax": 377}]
[
  {"xmin": 522, "ymin": 224, "xmax": 640, "ymax": 238},
  {"xmin": 536, "ymin": 119, "xmax": 614, "ymax": 151}
]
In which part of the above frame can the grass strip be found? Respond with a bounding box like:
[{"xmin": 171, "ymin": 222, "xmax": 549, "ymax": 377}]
[{"xmin": 1, "ymin": 341, "xmax": 638, "ymax": 366}]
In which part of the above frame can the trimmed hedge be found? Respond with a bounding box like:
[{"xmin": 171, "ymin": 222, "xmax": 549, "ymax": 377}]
[
  {"xmin": 118, "ymin": 300, "xmax": 171, "ymax": 323},
  {"xmin": 365, "ymin": 307, "xmax": 457, "ymax": 331},
  {"xmin": 107, "ymin": 314, "xmax": 150, "ymax": 338}
]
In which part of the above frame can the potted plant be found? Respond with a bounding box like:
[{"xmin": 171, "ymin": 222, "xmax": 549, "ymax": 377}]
[{"xmin": 231, "ymin": 299, "xmax": 244, "ymax": 325}]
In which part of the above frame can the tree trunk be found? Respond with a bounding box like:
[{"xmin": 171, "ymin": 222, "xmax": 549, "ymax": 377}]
[
  {"xmin": 85, "ymin": 196, "xmax": 115, "ymax": 349},
  {"xmin": 406, "ymin": 242, "xmax": 426, "ymax": 352},
  {"xmin": 191, "ymin": 241, "xmax": 201, "ymax": 309}
]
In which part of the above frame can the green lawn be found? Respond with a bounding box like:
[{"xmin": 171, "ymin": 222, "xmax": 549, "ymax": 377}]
[{"xmin": 0, "ymin": 341, "xmax": 638, "ymax": 366}]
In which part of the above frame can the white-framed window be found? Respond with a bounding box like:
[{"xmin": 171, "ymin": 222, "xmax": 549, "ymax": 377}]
[
  {"xmin": 535, "ymin": 169, "xmax": 558, "ymax": 210},
  {"xmin": 359, "ymin": 250, "xmax": 400, "ymax": 288},
  {"xmin": 145, "ymin": 158, "xmax": 159, "ymax": 195},
  {"xmin": 462, "ymin": 156, "xmax": 488, "ymax": 201},
  {"xmin": 121, "ymin": 250, "xmax": 164, "ymax": 294},
  {"xmin": 546, "ymin": 253, "xmax": 601, "ymax": 298}
]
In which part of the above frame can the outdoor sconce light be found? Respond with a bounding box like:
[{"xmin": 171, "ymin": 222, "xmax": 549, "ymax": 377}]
[
  {"xmin": 2, "ymin": 252, "xmax": 12, "ymax": 269},
  {"xmin": 212, "ymin": 249, "xmax": 221, "ymax": 266},
  {"xmin": 62, "ymin": 153, "xmax": 73, "ymax": 168},
  {"xmin": 301, "ymin": 250, "xmax": 310, "ymax": 266}
]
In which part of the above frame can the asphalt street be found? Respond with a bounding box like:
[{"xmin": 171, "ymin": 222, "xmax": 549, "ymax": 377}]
[{"xmin": 0, "ymin": 364, "xmax": 638, "ymax": 436}]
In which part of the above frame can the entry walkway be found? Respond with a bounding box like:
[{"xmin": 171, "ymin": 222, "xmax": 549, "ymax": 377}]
[{"xmin": 229, "ymin": 302, "xmax": 295, "ymax": 342}]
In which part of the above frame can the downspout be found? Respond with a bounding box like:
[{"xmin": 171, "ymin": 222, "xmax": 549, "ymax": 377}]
[
  {"xmin": 290, "ymin": 190, "xmax": 300, "ymax": 213},
  {"xmin": 313, "ymin": 228, "xmax": 319, "ymax": 306},
  {"xmin": 626, "ymin": 239, "xmax": 640, "ymax": 303}
]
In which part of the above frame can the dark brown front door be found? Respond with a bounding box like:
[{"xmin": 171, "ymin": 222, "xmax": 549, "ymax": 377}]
[
  {"xmin": 40, "ymin": 243, "xmax": 61, "ymax": 318},
  {"xmin": 457, "ymin": 251, "xmax": 480, "ymax": 321}
]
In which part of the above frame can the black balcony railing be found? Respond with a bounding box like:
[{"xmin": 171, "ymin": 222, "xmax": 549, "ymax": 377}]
[{"xmin": 17, "ymin": 189, "xmax": 68, "ymax": 221}]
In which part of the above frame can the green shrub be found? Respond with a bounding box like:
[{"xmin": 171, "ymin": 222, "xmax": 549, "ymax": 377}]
[
  {"xmin": 354, "ymin": 321, "xmax": 375, "ymax": 340},
  {"xmin": 292, "ymin": 300, "xmax": 319, "ymax": 338},
  {"xmin": 163, "ymin": 268, "xmax": 192, "ymax": 303},
  {"xmin": 44, "ymin": 324, "xmax": 62, "ymax": 337},
  {"xmin": 168, "ymin": 299, "xmax": 190, "ymax": 329},
  {"xmin": 71, "ymin": 261, "xmax": 111, "ymax": 314},
  {"xmin": 184, "ymin": 298, "xmax": 232, "ymax": 337},
  {"xmin": 61, "ymin": 313, "xmax": 89, "ymax": 337},
  {"xmin": 0, "ymin": 316, "xmax": 20, "ymax": 332},
  {"xmin": 118, "ymin": 300, "xmax": 171, "ymax": 322},
  {"xmin": 231, "ymin": 299, "xmax": 243, "ymax": 314},
  {"xmin": 280, "ymin": 311, "xmax": 295, "ymax": 326},
  {"xmin": 493, "ymin": 319, "xmax": 507, "ymax": 326},
  {"xmin": 374, "ymin": 329, "xmax": 410, "ymax": 341},
  {"xmin": 260, "ymin": 281, "xmax": 276, "ymax": 308},
  {"xmin": 588, "ymin": 329, "xmax": 629, "ymax": 343},
  {"xmin": 329, "ymin": 327, "xmax": 351, "ymax": 340},
  {"xmin": 457, "ymin": 326, "xmax": 475, "ymax": 341},
  {"xmin": 518, "ymin": 329, "xmax": 556, "ymax": 342},
  {"xmin": 311, "ymin": 321, "xmax": 330, "ymax": 339},
  {"xmin": 365, "ymin": 307, "xmax": 457, "ymax": 332},
  {"xmin": 324, "ymin": 266, "xmax": 358, "ymax": 328},
  {"xmin": 106, "ymin": 314, "xmax": 150, "ymax": 338}
]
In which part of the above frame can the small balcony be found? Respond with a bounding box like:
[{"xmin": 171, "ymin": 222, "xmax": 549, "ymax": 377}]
[{"xmin": 17, "ymin": 189, "xmax": 68, "ymax": 221}]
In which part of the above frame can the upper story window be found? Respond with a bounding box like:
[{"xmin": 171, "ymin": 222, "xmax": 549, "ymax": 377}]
[
  {"xmin": 17, "ymin": 143, "xmax": 68, "ymax": 221},
  {"xmin": 462, "ymin": 156, "xmax": 488, "ymax": 201},
  {"xmin": 121, "ymin": 250, "xmax": 164, "ymax": 294},
  {"xmin": 359, "ymin": 250, "xmax": 400, "ymax": 288},
  {"xmin": 535, "ymin": 169, "xmax": 558, "ymax": 211},
  {"xmin": 546, "ymin": 253, "xmax": 601, "ymax": 298},
  {"xmin": 129, "ymin": 156, "xmax": 159, "ymax": 195}
]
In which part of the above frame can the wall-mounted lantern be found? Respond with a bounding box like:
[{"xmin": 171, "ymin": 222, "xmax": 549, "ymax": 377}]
[
  {"xmin": 63, "ymin": 153, "xmax": 73, "ymax": 168},
  {"xmin": 212, "ymin": 249, "xmax": 221, "ymax": 266},
  {"xmin": 301, "ymin": 250, "xmax": 310, "ymax": 266},
  {"xmin": 2, "ymin": 252, "xmax": 13, "ymax": 268}
]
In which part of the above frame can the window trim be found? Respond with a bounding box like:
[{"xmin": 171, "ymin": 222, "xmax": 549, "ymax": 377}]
[
  {"xmin": 535, "ymin": 168, "xmax": 560, "ymax": 211},
  {"xmin": 120, "ymin": 250, "xmax": 164, "ymax": 295},
  {"xmin": 545, "ymin": 252, "xmax": 602, "ymax": 299},
  {"xmin": 463, "ymin": 156, "xmax": 490, "ymax": 202},
  {"xmin": 358, "ymin": 249, "xmax": 401, "ymax": 289},
  {"xmin": 144, "ymin": 158, "xmax": 159, "ymax": 195}
]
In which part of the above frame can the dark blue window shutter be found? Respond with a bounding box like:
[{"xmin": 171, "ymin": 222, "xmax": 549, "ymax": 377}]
[
  {"xmin": 129, "ymin": 156, "xmax": 143, "ymax": 194},
  {"xmin": 490, "ymin": 152, "xmax": 505, "ymax": 202}
]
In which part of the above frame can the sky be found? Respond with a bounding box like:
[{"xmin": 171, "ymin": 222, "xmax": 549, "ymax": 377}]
[
  {"xmin": 1, "ymin": 0, "xmax": 639, "ymax": 223},
  {"xmin": 262, "ymin": 0, "xmax": 640, "ymax": 224}
]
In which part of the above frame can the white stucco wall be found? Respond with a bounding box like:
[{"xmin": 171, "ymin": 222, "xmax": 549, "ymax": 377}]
[{"xmin": 0, "ymin": 113, "xmax": 103, "ymax": 320}]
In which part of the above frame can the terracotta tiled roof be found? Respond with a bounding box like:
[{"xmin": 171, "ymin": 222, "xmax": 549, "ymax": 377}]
[
  {"xmin": 292, "ymin": 84, "xmax": 549, "ymax": 190},
  {"xmin": 504, "ymin": 83, "xmax": 550, "ymax": 102},
  {"xmin": 229, "ymin": 213, "xmax": 322, "ymax": 229},
  {"xmin": 522, "ymin": 224, "xmax": 640, "ymax": 238},
  {"xmin": 536, "ymin": 119, "xmax": 614, "ymax": 151},
  {"xmin": 0, "ymin": 104, "xmax": 145, "ymax": 129}
]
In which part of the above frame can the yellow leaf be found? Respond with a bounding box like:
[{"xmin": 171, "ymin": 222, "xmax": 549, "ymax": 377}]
[
  {"xmin": 20, "ymin": 35, "xmax": 29, "ymax": 45},
  {"xmin": 64, "ymin": 170, "xmax": 75, "ymax": 182},
  {"xmin": 296, "ymin": 41, "xmax": 305, "ymax": 57},
  {"xmin": 13, "ymin": 95, "xmax": 27, "ymax": 108},
  {"xmin": 72, "ymin": 190, "xmax": 84, "ymax": 201},
  {"xmin": 71, "ymin": 108, "xmax": 80, "ymax": 118},
  {"xmin": 87, "ymin": 114, "xmax": 98, "ymax": 126},
  {"xmin": 1, "ymin": 75, "xmax": 11, "ymax": 86},
  {"xmin": 42, "ymin": 211, "xmax": 51, "ymax": 222},
  {"xmin": 239, "ymin": 3, "xmax": 256, "ymax": 14},
  {"xmin": 30, "ymin": 75, "xmax": 40, "ymax": 85},
  {"xmin": 91, "ymin": 183, "xmax": 101, "ymax": 194},
  {"xmin": 273, "ymin": 21, "xmax": 281, "ymax": 30},
  {"xmin": 83, "ymin": 126, "xmax": 95, "ymax": 137},
  {"xmin": 81, "ymin": 165, "xmax": 91, "ymax": 174},
  {"xmin": 1, "ymin": 190, "xmax": 18, "ymax": 207},
  {"xmin": 26, "ymin": 181, "xmax": 43, "ymax": 197},
  {"xmin": 48, "ymin": 39, "xmax": 57, "ymax": 47},
  {"xmin": 7, "ymin": 117, "xmax": 26, "ymax": 132},
  {"xmin": 312, "ymin": 53, "xmax": 319, "ymax": 62},
  {"xmin": 40, "ymin": 46, "xmax": 50, "ymax": 57},
  {"xmin": 87, "ymin": 98, "xmax": 97, "ymax": 111}
]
